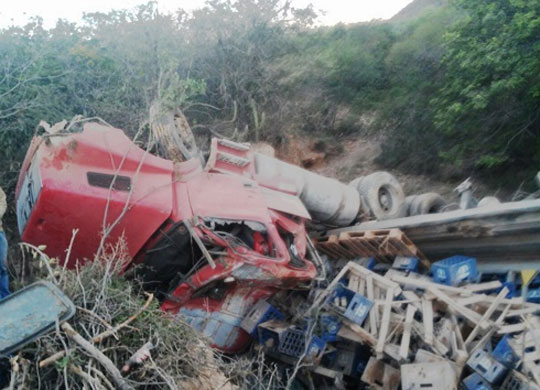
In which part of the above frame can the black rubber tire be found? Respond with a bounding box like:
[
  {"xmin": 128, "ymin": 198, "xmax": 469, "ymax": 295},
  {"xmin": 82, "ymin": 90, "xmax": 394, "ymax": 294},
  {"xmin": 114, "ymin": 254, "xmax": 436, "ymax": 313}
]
[
  {"xmin": 348, "ymin": 176, "xmax": 365, "ymax": 192},
  {"xmin": 357, "ymin": 171, "xmax": 406, "ymax": 220},
  {"xmin": 408, "ymin": 195, "xmax": 424, "ymax": 216},
  {"xmin": 349, "ymin": 176, "xmax": 371, "ymax": 218},
  {"xmin": 409, "ymin": 192, "xmax": 447, "ymax": 215},
  {"xmin": 404, "ymin": 195, "xmax": 418, "ymax": 216}
]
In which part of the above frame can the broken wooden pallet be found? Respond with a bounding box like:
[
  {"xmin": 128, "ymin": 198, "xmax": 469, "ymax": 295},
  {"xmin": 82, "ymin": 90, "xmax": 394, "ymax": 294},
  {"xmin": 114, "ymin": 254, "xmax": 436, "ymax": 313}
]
[{"xmin": 315, "ymin": 228, "xmax": 428, "ymax": 266}]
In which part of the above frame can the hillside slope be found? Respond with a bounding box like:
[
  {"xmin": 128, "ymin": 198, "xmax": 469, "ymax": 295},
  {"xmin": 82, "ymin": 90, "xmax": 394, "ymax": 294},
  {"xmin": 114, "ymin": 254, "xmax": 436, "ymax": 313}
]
[{"xmin": 390, "ymin": 0, "xmax": 448, "ymax": 23}]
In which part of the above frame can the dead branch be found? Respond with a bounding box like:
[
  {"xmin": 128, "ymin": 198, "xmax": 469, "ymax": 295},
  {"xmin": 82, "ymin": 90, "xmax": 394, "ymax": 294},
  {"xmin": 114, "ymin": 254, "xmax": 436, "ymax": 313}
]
[
  {"xmin": 76, "ymin": 306, "xmax": 115, "ymax": 334},
  {"xmin": 39, "ymin": 293, "xmax": 154, "ymax": 368},
  {"xmin": 93, "ymin": 293, "xmax": 154, "ymax": 343},
  {"xmin": 61, "ymin": 322, "xmax": 134, "ymax": 390},
  {"xmin": 69, "ymin": 364, "xmax": 104, "ymax": 390},
  {"xmin": 90, "ymin": 365, "xmax": 116, "ymax": 390}
]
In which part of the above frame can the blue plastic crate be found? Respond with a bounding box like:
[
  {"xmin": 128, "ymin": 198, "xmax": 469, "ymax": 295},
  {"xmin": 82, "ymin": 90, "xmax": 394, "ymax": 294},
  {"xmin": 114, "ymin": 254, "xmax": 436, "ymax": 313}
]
[
  {"xmin": 493, "ymin": 336, "xmax": 519, "ymax": 368},
  {"xmin": 258, "ymin": 327, "xmax": 278, "ymax": 345},
  {"xmin": 373, "ymin": 263, "xmax": 391, "ymax": 274},
  {"xmin": 527, "ymin": 288, "xmax": 540, "ymax": 303},
  {"xmin": 322, "ymin": 347, "xmax": 338, "ymax": 367},
  {"xmin": 354, "ymin": 257, "xmax": 376, "ymax": 270},
  {"xmin": 480, "ymin": 272, "xmax": 509, "ymax": 283},
  {"xmin": 482, "ymin": 282, "xmax": 517, "ymax": 298},
  {"xmin": 345, "ymin": 293, "xmax": 373, "ymax": 325},
  {"xmin": 240, "ymin": 300, "xmax": 284, "ymax": 337},
  {"xmin": 326, "ymin": 344, "xmax": 370, "ymax": 377},
  {"xmin": 501, "ymin": 369, "xmax": 539, "ymax": 389},
  {"xmin": 467, "ymin": 349, "xmax": 508, "ymax": 384},
  {"xmin": 320, "ymin": 315, "xmax": 341, "ymax": 342},
  {"xmin": 306, "ymin": 336, "xmax": 326, "ymax": 360},
  {"xmin": 463, "ymin": 373, "xmax": 492, "ymax": 390},
  {"xmin": 278, "ymin": 327, "xmax": 325, "ymax": 359},
  {"xmin": 278, "ymin": 327, "xmax": 307, "ymax": 357},
  {"xmin": 331, "ymin": 348, "xmax": 356, "ymax": 376},
  {"xmin": 256, "ymin": 320, "xmax": 288, "ymax": 346},
  {"xmin": 327, "ymin": 283, "xmax": 354, "ymax": 306},
  {"xmin": 354, "ymin": 346, "xmax": 372, "ymax": 376},
  {"xmin": 498, "ymin": 282, "xmax": 517, "ymax": 298},
  {"xmin": 327, "ymin": 284, "xmax": 373, "ymax": 326},
  {"xmin": 431, "ymin": 255, "xmax": 478, "ymax": 286},
  {"xmin": 355, "ymin": 358, "xmax": 368, "ymax": 376},
  {"xmin": 392, "ymin": 256, "xmax": 419, "ymax": 272}
]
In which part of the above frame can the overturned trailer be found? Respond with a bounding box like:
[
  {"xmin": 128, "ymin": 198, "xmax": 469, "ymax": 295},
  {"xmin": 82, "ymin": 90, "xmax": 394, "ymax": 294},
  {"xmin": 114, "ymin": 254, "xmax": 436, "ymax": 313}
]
[{"xmin": 328, "ymin": 198, "xmax": 540, "ymax": 272}]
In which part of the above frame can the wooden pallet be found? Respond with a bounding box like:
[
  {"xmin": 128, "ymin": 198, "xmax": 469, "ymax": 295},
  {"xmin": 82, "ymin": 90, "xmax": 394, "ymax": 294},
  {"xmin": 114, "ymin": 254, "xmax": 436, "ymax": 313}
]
[
  {"xmin": 315, "ymin": 228, "xmax": 429, "ymax": 266},
  {"xmin": 313, "ymin": 234, "xmax": 356, "ymax": 259}
]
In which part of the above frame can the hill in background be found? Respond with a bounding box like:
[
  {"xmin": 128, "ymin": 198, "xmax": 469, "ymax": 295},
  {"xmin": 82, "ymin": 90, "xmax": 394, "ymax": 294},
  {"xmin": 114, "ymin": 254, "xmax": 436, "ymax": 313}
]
[{"xmin": 390, "ymin": 0, "xmax": 448, "ymax": 23}]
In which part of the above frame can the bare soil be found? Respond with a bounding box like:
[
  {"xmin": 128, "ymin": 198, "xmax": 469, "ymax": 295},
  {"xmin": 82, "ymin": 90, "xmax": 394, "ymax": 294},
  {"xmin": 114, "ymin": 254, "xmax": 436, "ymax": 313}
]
[{"xmin": 277, "ymin": 134, "xmax": 500, "ymax": 204}]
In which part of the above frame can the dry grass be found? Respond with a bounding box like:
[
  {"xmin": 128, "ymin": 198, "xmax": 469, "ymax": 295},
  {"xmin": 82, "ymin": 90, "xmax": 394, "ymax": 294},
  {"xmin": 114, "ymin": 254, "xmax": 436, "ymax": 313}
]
[{"xmin": 3, "ymin": 238, "xmax": 283, "ymax": 390}]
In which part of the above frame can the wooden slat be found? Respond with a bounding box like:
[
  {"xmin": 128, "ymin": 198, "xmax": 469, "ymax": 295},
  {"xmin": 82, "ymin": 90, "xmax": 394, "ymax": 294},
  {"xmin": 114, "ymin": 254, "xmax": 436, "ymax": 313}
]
[
  {"xmin": 348, "ymin": 274, "xmax": 360, "ymax": 292},
  {"xmin": 315, "ymin": 235, "xmax": 354, "ymax": 259},
  {"xmin": 464, "ymin": 287, "xmax": 509, "ymax": 347},
  {"xmin": 427, "ymin": 286, "xmax": 488, "ymax": 328},
  {"xmin": 422, "ymin": 298, "xmax": 434, "ymax": 346},
  {"xmin": 400, "ymin": 304, "xmax": 417, "ymax": 360},
  {"xmin": 376, "ymin": 288, "xmax": 395, "ymax": 355},
  {"xmin": 358, "ymin": 278, "xmax": 366, "ymax": 296},
  {"xmin": 366, "ymin": 276, "xmax": 378, "ymax": 337},
  {"xmin": 498, "ymin": 323, "xmax": 526, "ymax": 334},
  {"xmin": 342, "ymin": 231, "xmax": 380, "ymax": 254},
  {"xmin": 340, "ymin": 321, "xmax": 377, "ymax": 346},
  {"xmin": 318, "ymin": 229, "xmax": 428, "ymax": 266},
  {"xmin": 348, "ymin": 262, "xmax": 402, "ymax": 293}
]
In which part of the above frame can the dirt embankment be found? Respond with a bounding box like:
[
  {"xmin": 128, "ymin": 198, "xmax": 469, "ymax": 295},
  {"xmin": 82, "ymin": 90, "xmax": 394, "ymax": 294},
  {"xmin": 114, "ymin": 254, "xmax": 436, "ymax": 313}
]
[{"xmin": 275, "ymin": 134, "xmax": 501, "ymax": 204}]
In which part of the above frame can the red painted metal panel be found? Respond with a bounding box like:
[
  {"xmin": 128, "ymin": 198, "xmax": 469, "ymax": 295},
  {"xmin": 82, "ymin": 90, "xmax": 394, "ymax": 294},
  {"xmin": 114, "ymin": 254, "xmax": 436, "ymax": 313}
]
[
  {"xmin": 17, "ymin": 124, "xmax": 174, "ymax": 267},
  {"xmin": 17, "ymin": 125, "xmax": 318, "ymax": 352}
]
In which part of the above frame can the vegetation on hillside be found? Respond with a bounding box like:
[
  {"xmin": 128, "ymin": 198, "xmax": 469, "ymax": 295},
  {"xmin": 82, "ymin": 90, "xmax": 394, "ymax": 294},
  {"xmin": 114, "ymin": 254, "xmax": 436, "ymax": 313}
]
[{"xmin": 1, "ymin": 0, "xmax": 540, "ymax": 222}]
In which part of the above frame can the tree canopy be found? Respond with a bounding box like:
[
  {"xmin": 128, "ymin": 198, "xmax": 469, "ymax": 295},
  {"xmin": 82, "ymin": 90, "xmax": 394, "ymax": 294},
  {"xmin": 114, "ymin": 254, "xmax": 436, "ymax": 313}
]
[
  {"xmin": 434, "ymin": 0, "xmax": 540, "ymax": 172},
  {"xmin": 1, "ymin": 0, "xmax": 539, "ymax": 203}
]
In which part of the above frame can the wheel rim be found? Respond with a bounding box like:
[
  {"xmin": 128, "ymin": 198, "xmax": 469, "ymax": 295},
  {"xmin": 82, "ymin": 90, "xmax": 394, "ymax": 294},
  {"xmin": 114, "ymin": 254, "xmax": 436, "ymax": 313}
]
[{"xmin": 378, "ymin": 186, "xmax": 393, "ymax": 211}]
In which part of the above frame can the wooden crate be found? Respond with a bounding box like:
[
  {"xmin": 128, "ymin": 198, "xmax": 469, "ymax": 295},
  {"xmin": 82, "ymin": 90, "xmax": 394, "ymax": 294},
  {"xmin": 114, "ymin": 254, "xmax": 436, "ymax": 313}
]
[
  {"xmin": 314, "ymin": 234, "xmax": 356, "ymax": 259},
  {"xmin": 315, "ymin": 228, "xmax": 428, "ymax": 266}
]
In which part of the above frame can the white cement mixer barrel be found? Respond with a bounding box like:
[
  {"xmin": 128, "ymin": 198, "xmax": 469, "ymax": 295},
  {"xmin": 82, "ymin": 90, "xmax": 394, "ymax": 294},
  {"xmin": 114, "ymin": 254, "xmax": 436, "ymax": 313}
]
[{"xmin": 253, "ymin": 153, "xmax": 360, "ymax": 226}]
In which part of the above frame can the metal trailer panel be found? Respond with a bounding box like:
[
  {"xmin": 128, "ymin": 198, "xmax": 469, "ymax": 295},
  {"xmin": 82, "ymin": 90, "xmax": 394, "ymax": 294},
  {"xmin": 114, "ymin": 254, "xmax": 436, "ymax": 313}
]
[{"xmin": 328, "ymin": 199, "xmax": 540, "ymax": 271}]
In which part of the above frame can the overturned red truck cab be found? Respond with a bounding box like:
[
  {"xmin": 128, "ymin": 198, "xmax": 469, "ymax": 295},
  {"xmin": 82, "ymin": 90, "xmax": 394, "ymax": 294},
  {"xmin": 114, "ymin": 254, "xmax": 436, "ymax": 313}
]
[{"xmin": 15, "ymin": 123, "xmax": 324, "ymax": 352}]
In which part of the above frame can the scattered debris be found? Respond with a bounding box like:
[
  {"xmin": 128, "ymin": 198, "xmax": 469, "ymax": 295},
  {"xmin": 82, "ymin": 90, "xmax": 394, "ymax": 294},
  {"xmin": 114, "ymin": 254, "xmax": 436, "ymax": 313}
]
[
  {"xmin": 1, "ymin": 243, "xmax": 254, "ymax": 389},
  {"xmin": 122, "ymin": 341, "xmax": 156, "ymax": 374},
  {"xmin": 9, "ymin": 120, "xmax": 540, "ymax": 388},
  {"xmin": 240, "ymin": 254, "xmax": 540, "ymax": 388},
  {"xmin": 0, "ymin": 281, "xmax": 75, "ymax": 355}
]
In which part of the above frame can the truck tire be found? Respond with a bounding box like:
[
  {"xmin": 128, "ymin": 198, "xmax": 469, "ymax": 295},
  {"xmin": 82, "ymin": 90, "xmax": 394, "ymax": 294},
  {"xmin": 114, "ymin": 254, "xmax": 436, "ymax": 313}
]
[
  {"xmin": 357, "ymin": 171, "xmax": 406, "ymax": 220},
  {"xmin": 409, "ymin": 192, "xmax": 447, "ymax": 215},
  {"xmin": 404, "ymin": 195, "xmax": 418, "ymax": 216},
  {"xmin": 348, "ymin": 176, "xmax": 365, "ymax": 192},
  {"xmin": 478, "ymin": 196, "xmax": 500, "ymax": 208},
  {"xmin": 349, "ymin": 176, "xmax": 371, "ymax": 219}
]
